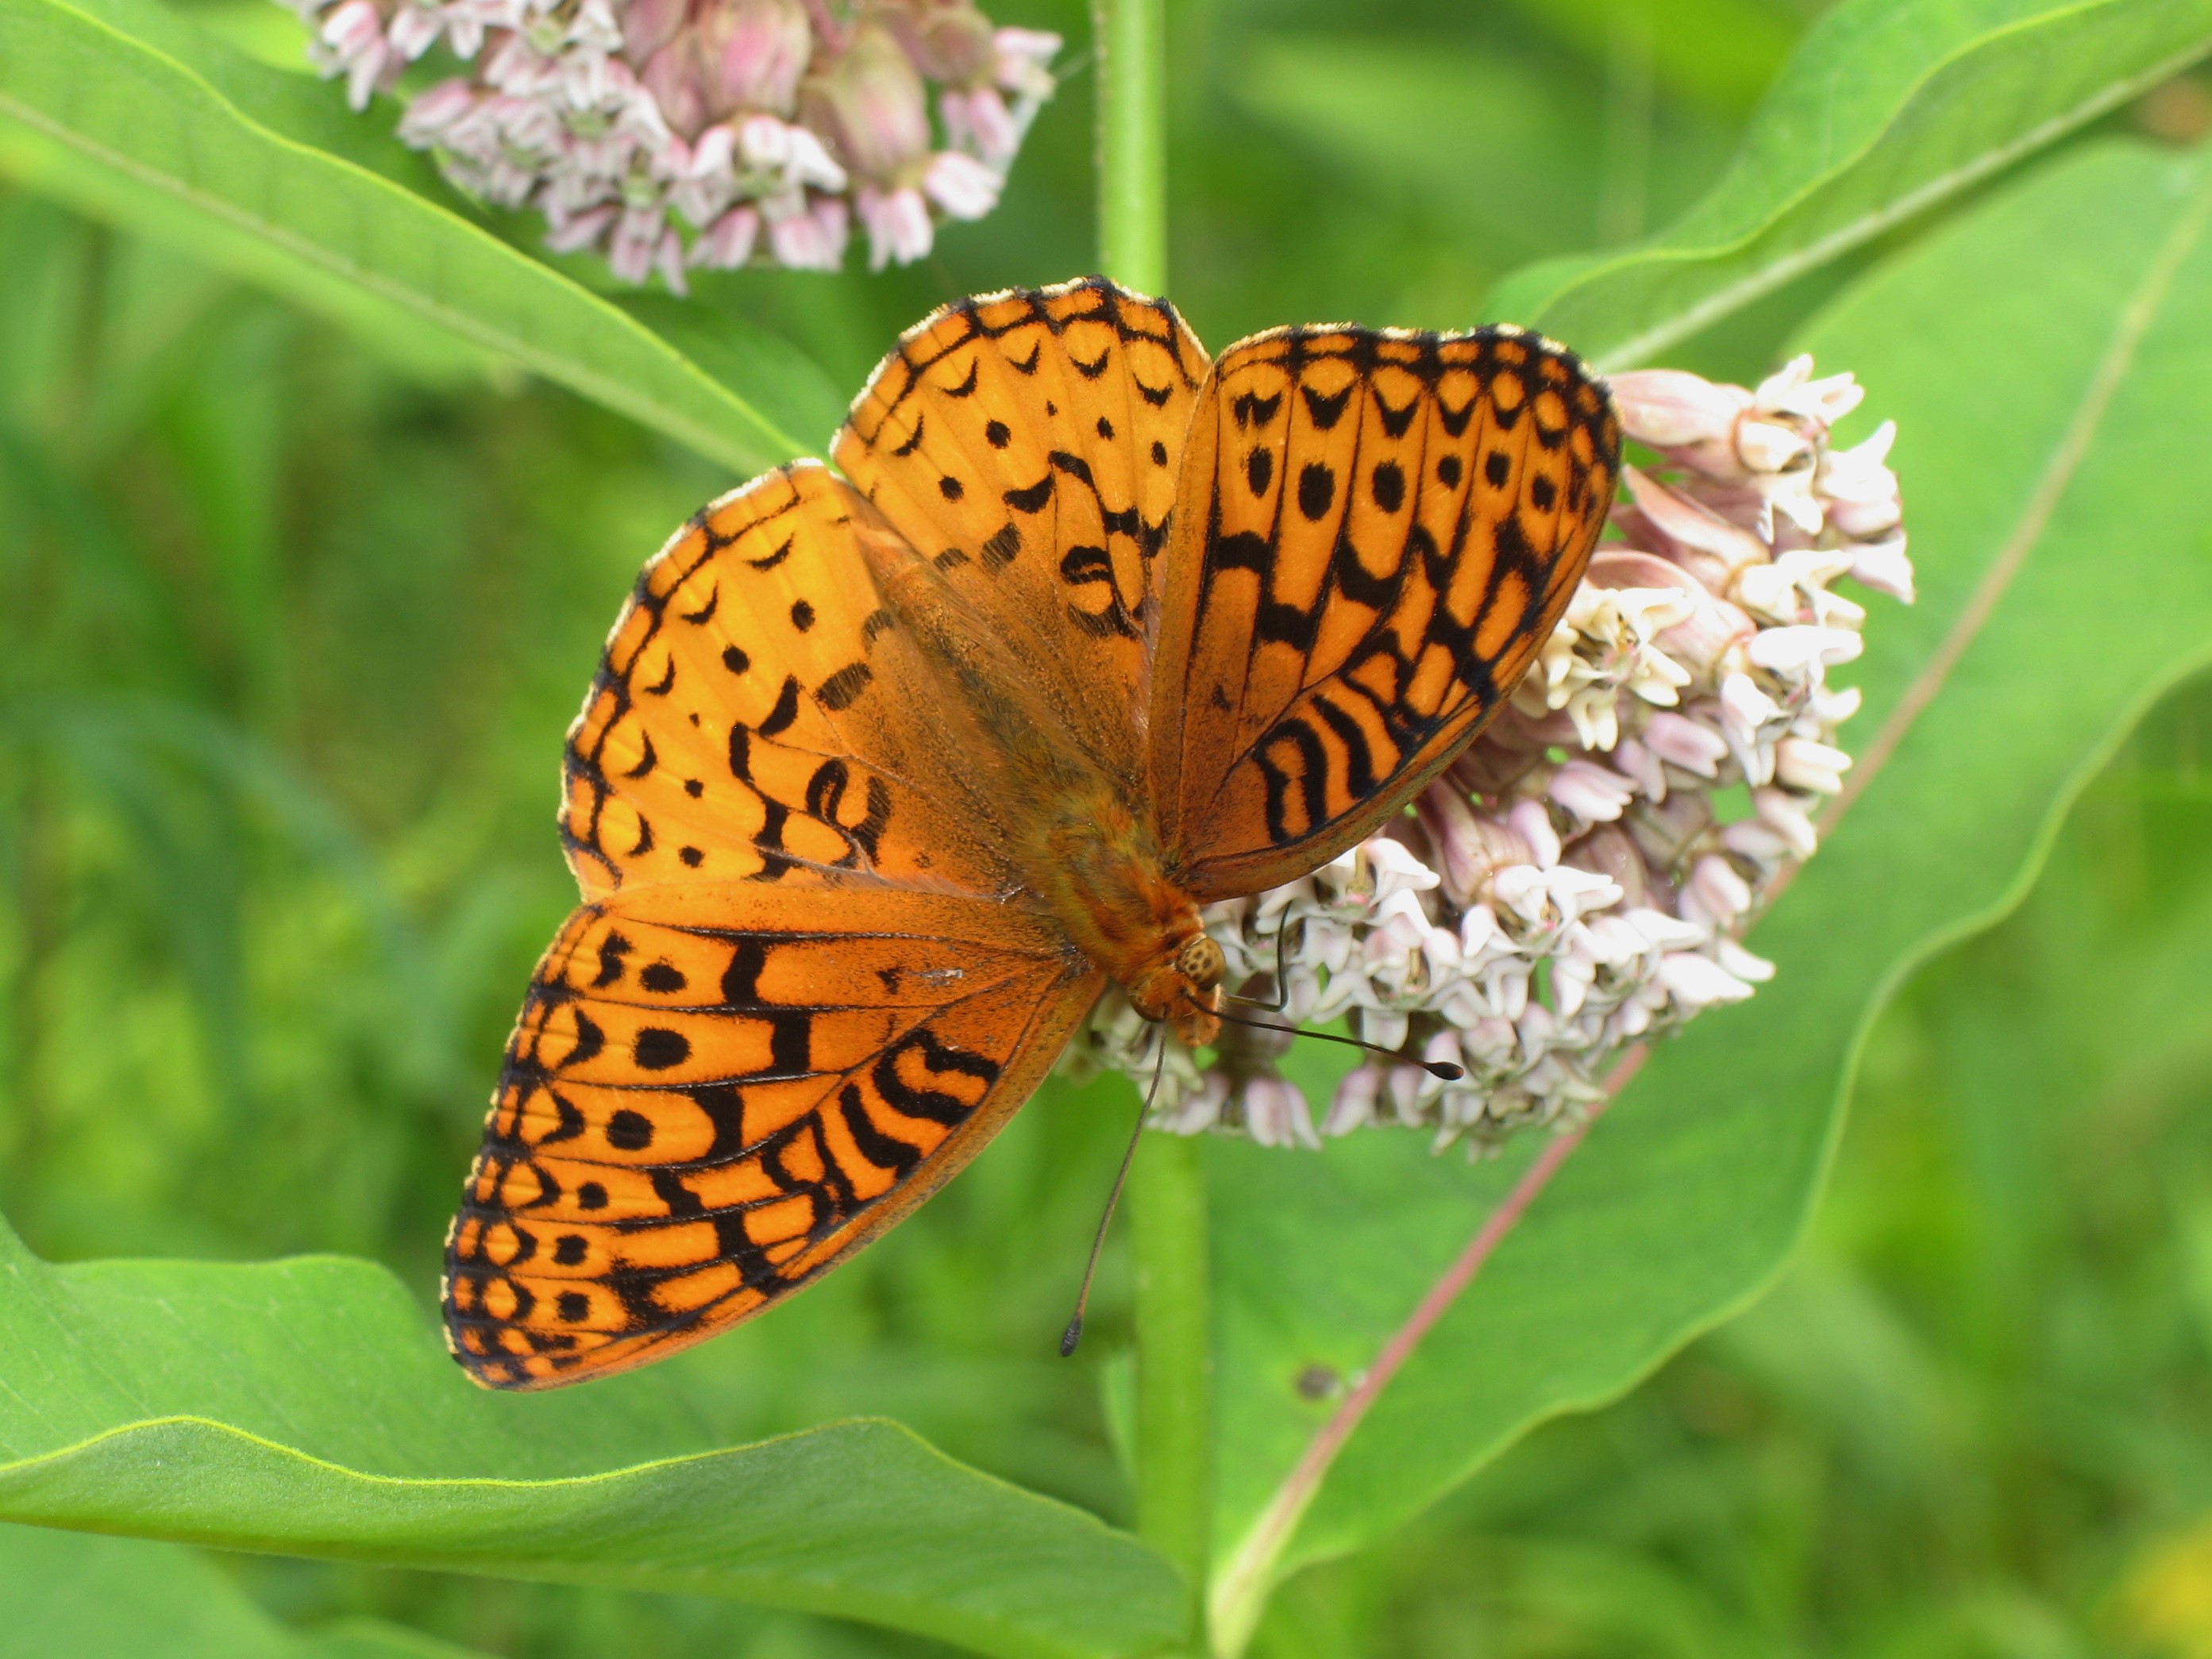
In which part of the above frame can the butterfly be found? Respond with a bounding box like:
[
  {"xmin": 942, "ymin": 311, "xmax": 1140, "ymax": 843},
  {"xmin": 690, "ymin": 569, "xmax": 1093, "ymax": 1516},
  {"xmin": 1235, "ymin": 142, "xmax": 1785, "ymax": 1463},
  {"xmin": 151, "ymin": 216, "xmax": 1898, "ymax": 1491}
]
[{"xmin": 442, "ymin": 276, "xmax": 1620, "ymax": 1389}]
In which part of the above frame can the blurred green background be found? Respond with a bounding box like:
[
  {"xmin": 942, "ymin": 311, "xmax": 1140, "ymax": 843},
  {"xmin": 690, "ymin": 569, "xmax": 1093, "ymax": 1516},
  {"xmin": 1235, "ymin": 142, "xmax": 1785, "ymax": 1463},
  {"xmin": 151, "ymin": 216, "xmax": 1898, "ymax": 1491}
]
[{"xmin": 5, "ymin": 0, "xmax": 2212, "ymax": 1653}]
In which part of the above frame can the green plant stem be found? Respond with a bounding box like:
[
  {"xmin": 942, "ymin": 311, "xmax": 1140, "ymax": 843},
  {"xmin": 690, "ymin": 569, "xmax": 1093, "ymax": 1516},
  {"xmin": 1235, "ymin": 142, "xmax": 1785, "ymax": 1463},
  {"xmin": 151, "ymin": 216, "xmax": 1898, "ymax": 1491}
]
[
  {"xmin": 1129, "ymin": 1127, "xmax": 1211, "ymax": 1645},
  {"xmin": 1092, "ymin": 0, "xmax": 1167, "ymax": 293},
  {"xmin": 1093, "ymin": 0, "xmax": 1203, "ymax": 1640}
]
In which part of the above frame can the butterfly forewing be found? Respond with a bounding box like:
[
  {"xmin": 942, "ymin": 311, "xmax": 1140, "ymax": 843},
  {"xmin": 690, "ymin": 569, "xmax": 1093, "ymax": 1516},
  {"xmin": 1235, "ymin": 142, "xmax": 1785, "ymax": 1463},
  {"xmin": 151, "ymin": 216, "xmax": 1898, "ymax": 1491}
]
[
  {"xmin": 834, "ymin": 276, "xmax": 1209, "ymax": 794},
  {"xmin": 1150, "ymin": 325, "xmax": 1620, "ymax": 899},
  {"xmin": 560, "ymin": 461, "xmax": 1022, "ymax": 899},
  {"xmin": 445, "ymin": 883, "xmax": 1102, "ymax": 1388}
]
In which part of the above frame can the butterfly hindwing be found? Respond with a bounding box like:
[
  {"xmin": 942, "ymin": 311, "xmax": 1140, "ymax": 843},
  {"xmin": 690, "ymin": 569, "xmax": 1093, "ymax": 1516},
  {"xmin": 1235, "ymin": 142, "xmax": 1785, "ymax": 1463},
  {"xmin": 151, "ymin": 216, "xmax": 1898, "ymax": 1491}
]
[
  {"xmin": 560, "ymin": 461, "xmax": 1023, "ymax": 901},
  {"xmin": 834, "ymin": 276, "xmax": 1209, "ymax": 794},
  {"xmin": 1150, "ymin": 325, "xmax": 1620, "ymax": 899},
  {"xmin": 444, "ymin": 883, "xmax": 1103, "ymax": 1389}
]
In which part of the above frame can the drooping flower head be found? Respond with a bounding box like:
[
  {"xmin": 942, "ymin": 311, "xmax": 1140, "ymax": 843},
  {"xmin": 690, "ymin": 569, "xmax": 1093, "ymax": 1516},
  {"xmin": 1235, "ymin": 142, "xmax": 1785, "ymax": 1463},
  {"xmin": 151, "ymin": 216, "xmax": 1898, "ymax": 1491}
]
[
  {"xmin": 1062, "ymin": 354, "xmax": 1913, "ymax": 1154},
  {"xmin": 285, "ymin": 0, "xmax": 1061, "ymax": 285}
]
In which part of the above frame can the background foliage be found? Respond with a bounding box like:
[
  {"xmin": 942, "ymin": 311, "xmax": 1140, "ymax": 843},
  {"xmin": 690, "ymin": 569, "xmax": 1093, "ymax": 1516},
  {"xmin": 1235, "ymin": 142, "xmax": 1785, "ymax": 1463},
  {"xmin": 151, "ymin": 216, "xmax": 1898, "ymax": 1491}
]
[{"xmin": 4, "ymin": 0, "xmax": 2212, "ymax": 1653}]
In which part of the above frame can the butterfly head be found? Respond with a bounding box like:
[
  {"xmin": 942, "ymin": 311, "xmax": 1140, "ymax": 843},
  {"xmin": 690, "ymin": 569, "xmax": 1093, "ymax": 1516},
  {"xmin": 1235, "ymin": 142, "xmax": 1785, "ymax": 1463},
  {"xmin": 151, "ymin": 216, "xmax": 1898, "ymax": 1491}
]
[{"xmin": 1126, "ymin": 929, "xmax": 1224, "ymax": 1049}]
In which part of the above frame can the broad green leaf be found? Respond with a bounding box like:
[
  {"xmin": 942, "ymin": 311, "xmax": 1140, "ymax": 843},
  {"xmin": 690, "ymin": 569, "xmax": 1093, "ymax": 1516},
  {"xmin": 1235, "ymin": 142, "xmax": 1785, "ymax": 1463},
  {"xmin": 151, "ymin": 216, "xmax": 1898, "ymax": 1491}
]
[
  {"xmin": 0, "ymin": 1222, "xmax": 1186, "ymax": 1659},
  {"xmin": 0, "ymin": 0, "xmax": 830, "ymax": 468},
  {"xmin": 1486, "ymin": 0, "xmax": 2212, "ymax": 368},
  {"xmin": 1208, "ymin": 138, "xmax": 2212, "ymax": 1646},
  {"xmin": 1492, "ymin": 0, "xmax": 1800, "ymax": 115},
  {"xmin": 0, "ymin": 1523, "xmax": 487, "ymax": 1658}
]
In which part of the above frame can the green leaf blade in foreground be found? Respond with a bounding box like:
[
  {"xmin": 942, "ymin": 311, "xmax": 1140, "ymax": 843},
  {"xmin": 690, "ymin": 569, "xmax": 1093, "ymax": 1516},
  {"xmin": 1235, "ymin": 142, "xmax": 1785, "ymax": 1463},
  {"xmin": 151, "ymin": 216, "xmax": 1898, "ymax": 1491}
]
[
  {"xmin": 0, "ymin": 0, "xmax": 836, "ymax": 469},
  {"xmin": 1486, "ymin": 0, "xmax": 2212, "ymax": 368},
  {"xmin": 1208, "ymin": 137, "xmax": 2212, "ymax": 1638},
  {"xmin": 0, "ymin": 1523, "xmax": 488, "ymax": 1659},
  {"xmin": 0, "ymin": 1231, "xmax": 1186, "ymax": 1659}
]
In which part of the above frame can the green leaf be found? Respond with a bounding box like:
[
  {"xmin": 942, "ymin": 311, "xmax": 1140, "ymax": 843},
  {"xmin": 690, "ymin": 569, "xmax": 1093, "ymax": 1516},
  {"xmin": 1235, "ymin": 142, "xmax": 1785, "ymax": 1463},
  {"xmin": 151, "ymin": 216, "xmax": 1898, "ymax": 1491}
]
[
  {"xmin": 0, "ymin": 1223, "xmax": 1186, "ymax": 1659},
  {"xmin": 1486, "ymin": 0, "xmax": 2212, "ymax": 368},
  {"xmin": 0, "ymin": 1522, "xmax": 490, "ymax": 1658},
  {"xmin": 1208, "ymin": 137, "xmax": 2212, "ymax": 1646},
  {"xmin": 0, "ymin": 0, "xmax": 825, "ymax": 468}
]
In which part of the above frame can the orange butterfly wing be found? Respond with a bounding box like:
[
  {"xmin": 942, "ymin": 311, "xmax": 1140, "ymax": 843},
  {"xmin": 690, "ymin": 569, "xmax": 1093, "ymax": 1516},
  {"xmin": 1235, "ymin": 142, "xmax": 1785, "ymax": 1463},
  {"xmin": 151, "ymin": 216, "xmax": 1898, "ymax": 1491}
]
[
  {"xmin": 558, "ymin": 460, "xmax": 1023, "ymax": 900},
  {"xmin": 445, "ymin": 883, "xmax": 1100, "ymax": 1388},
  {"xmin": 1149, "ymin": 325, "xmax": 1620, "ymax": 899},
  {"xmin": 834, "ymin": 276, "xmax": 1208, "ymax": 795},
  {"xmin": 449, "ymin": 458, "xmax": 1108, "ymax": 1389}
]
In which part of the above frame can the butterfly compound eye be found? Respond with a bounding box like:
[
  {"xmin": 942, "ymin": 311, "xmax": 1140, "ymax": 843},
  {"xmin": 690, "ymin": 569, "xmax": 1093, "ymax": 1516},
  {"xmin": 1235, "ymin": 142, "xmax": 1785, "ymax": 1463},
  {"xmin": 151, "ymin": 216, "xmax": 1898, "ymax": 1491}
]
[{"xmin": 1177, "ymin": 933, "xmax": 1226, "ymax": 991}]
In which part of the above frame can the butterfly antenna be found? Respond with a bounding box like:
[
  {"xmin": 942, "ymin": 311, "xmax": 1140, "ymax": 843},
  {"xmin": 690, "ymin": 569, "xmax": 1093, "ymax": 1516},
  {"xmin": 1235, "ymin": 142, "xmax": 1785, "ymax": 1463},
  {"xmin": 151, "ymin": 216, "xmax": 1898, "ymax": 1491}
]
[
  {"xmin": 1220, "ymin": 921, "xmax": 1294, "ymax": 1014},
  {"xmin": 1210, "ymin": 1004, "xmax": 1465, "ymax": 1081},
  {"xmin": 1060, "ymin": 1040, "xmax": 1166, "ymax": 1358}
]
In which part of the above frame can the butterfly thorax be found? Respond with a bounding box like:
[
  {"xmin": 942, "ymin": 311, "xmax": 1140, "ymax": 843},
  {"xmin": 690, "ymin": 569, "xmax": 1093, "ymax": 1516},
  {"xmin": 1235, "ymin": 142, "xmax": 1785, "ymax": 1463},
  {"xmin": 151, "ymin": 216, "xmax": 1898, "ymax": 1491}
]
[
  {"xmin": 850, "ymin": 502, "xmax": 1224, "ymax": 1049},
  {"xmin": 1025, "ymin": 790, "xmax": 1224, "ymax": 1050}
]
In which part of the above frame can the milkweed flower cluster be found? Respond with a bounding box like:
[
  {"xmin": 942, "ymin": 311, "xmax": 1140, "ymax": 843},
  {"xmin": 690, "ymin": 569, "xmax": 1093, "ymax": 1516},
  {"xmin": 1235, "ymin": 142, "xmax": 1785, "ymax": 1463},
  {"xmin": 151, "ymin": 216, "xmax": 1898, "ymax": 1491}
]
[
  {"xmin": 1062, "ymin": 356, "xmax": 1913, "ymax": 1153},
  {"xmin": 279, "ymin": 0, "xmax": 1059, "ymax": 284}
]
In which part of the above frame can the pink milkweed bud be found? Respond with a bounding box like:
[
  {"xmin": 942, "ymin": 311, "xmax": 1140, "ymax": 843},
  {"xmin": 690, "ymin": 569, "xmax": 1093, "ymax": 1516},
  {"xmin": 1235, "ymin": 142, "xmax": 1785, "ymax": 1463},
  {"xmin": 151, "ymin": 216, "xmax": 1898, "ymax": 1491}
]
[
  {"xmin": 1548, "ymin": 760, "xmax": 1635, "ymax": 824},
  {"xmin": 1585, "ymin": 548, "xmax": 1701, "ymax": 593},
  {"xmin": 697, "ymin": 0, "xmax": 811, "ymax": 118},
  {"xmin": 622, "ymin": 0, "xmax": 688, "ymax": 63},
  {"xmin": 874, "ymin": 0, "xmax": 996, "ymax": 83},
  {"xmin": 1417, "ymin": 785, "xmax": 1536, "ymax": 906},
  {"xmin": 1623, "ymin": 468, "xmax": 1771, "ymax": 582},
  {"xmin": 688, "ymin": 202, "xmax": 761, "ymax": 268},
  {"xmin": 801, "ymin": 23, "xmax": 934, "ymax": 183},
  {"xmin": 1561, "ymin": 823, "xmax": 1650, "ymax": 908},
  {"xmin": 1608, "ymin": 369, "xmax": 1748, "ymax": 448},
  {"xmin": 940, "ymin": 84, "xmax": 1018, "ymax": 164},
  {"xmin": 642, "ymin": 38, "xmax": 710, "ymax": 137},
  {"xmin": 922, "ymin": 148, "xmax": 1000, "ymax": 218},
  {"xmin": 857, "ymin": 183, "xmax": 934, "ymax": 268}
]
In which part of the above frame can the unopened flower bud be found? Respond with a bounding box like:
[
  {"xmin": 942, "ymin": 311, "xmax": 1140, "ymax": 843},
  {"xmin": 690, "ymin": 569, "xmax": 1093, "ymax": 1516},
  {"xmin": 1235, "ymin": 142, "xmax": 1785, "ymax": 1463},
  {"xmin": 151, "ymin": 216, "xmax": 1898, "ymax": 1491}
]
[
  {"xmin": 992, "ymin": 26, "xmax": 1059, "ymax": 97},
  {"xmin": 940, "ymin": 84, "xmax": 1018, "ymax": 163},
  {"xmin": 1643, "ymin": 710, "xmax": 1728, "ymax": 777},
  {"xmin": 922, "ymin": 148, "xmax": 1000, "ymax": 217},
  {"xmin": 1243, "ymin": 1076, "xmax": 1320, "ymax": 1149},
  {"xmin": 1681, "ymin": 853, "xmax": 1751, "ymax": 930},
  {"xmin": 1609, "ymin": 369, "xmax": 1748, "ymax": 448},
  {"xmin": 877, "ymin": 0, "xmax": 996, "ymax": 83},
  {"xmin": 1418, "ymin": 786, "xmax": 1529, "ymax": 906},
  {"xmin": 1549, "ymin": 759, "xmax": 1635, "ymax": 823},
  {"xmin": 1623, "ymin": 468, "xmax": 1771, "ymax": 579},
  {"xmin": 1750, "ymin": 786, "xmax": 1820, "ymax": 858},
  {"xmin": 697, "ymin": 0, "xmax": 812, "ymax": 118},
  {"xmin": 1323, "ymin": 1065, "xmax": 1382, "ymax": 1136},
  {"xmin": 857, "ymin": 182, "xmax": 933, "ymax": 268},
  {"xmin": 622, "ymin": 0, "xmax": 688, "ymax": 64},
  {"xmin": 688, "ymin": 202, "xmax": 761, "ymax": 267},
  {"xmin": 1561, "ymin": 823, "xmax": 1648, "ymax": 907},
  {"xmin": 765, "ymin": 191, "xmax": 847, "ymax": 268},
  {"xmin": 1506, "ymin": 799, "xmax": 1562, "ymax": 869},
  {"xmin": 803, "ymin": 24, "xmax": 933, "ymax": 183}
]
